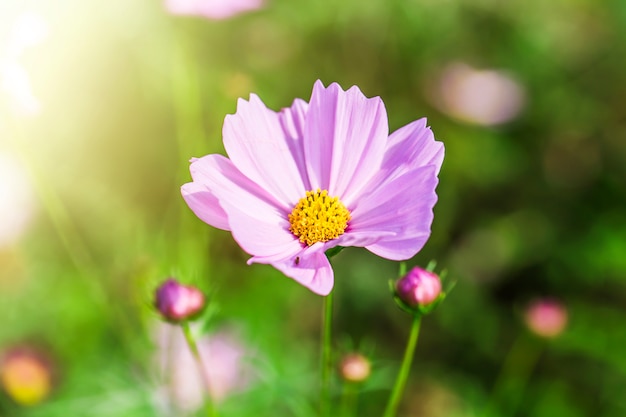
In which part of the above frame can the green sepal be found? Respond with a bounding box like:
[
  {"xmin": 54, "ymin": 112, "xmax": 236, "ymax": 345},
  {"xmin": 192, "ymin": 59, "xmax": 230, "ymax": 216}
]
[
  {"xmin": 425, "ymin": 260, "xmax": 437, "ymax": 273},
  {"xmin": 389, "ymin": 278, "xmax": 420, "ymax": 316},
  {"xmin": 195, "ymin": 295, "xmax": 220, "ymax": 335},
  {"xmin": 389, "ymin": 261, "xmax": 455, "ymax": 317},
  {"xmin": 417, "ymin": 292, "xmax": 447, "ymax": 315}
]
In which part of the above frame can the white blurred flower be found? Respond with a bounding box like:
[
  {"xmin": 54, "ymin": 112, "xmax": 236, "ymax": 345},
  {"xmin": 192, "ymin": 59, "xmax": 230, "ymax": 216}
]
[
  {"xmin": 164, "ymin": 0, "xmax": 265, "ymax": 20},
  {"xmin": 1, "ymin": 12, "xmax": 49, "ymax": 116},
  {"xmin": 1, "ymin": 62, "xmax": 40, "ymax": 115},
  {"xmin": 6, "ymin": 13, "xmax": 49, "ymax": 55},
  {"xmin": 153, "ymin": 322, "xmax": 256, "ymax": 413},
  {"xmin": 433, "ymin": 62, "xmax": 526, "ymax": 126},
  {"xmin": 0, "ymin": 153, "xmax": 37, "ymax": 248}
]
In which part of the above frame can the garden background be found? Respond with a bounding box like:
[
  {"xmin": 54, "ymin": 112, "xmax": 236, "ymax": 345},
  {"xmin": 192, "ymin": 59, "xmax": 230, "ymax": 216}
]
[{"xmin": 1, "ymin": 0, "xmax": 625, "ymax": 416}]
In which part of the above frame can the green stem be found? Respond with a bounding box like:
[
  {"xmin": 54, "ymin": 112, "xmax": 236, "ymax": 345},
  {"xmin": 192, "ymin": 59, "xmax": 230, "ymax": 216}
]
[
  {"xmin": 482, "ymin": 334, "xmax": 542, "ymax": 417},
  {"xmin": 339, "ymin": 382, "xmax": 359, "ymax": 417},
  {"xmin": 320, "ymin": 291, "xmax": 335, "ymax": 417},
  {"xmin": 383, "ymin": 314, "xmax": 422, "ymax": 417},
  {"xmin": 171, "ymin": 26, "xmax": 205, "ymax": 170},
  {"xmin": 181, "ymin": 322, "xmax": 218, "ymax": 417},
  {"xmin": 6, "ymin": 120, "xmax": 105, "ymax": 306}
]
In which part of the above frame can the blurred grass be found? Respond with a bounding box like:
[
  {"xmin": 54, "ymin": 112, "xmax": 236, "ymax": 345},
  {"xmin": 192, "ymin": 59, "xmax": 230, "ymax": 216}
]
[{"xmin": 1, "ymin": 0, "xmax": 626, "ymax": 416}]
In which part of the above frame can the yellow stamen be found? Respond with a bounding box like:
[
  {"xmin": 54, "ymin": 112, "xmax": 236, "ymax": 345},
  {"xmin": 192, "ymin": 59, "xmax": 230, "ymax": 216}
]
[{"xmin": 288, "ymin": 189, "xmax": 351, "ymax": 246}]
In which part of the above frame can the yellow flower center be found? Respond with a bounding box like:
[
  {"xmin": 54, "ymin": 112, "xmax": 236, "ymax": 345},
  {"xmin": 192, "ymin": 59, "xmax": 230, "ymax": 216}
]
[{"xmin": 288, "ymin": 189, "xmax": 351, "ymax": 246}]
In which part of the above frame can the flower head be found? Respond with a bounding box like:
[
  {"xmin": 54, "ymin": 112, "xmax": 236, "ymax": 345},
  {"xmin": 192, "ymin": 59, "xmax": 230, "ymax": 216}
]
[
  {"xmin": 182, "ymin": 80, "xmax": 444, "ymax": 295},
  {"xmin": 0, "ymin": 347, "xmax": 53, "ymax": 406},
  {"xmin": 432, "ymin": 62, "xmax": 525, "ymax": 126},
  {"xmin": 396, "ymin": 266, "xmax": 442, "ymax": 308},
  {"xmin": 524, "ymin": 298, "xmax": 568, "ymax": 338},
  {"xmin": 339, "ymin": 353, "xmax": 371, "ymax": 383},
  {"xmin": 164, "ymin": 0, "xmax": 264, "ymax": 20},
  {"xmin": 153, "ymin": 323, "xmax": 256, "ymax": 410},
  {"xmin": 154, "ymin": 278, "xmax": 205, "ymax": 322}
]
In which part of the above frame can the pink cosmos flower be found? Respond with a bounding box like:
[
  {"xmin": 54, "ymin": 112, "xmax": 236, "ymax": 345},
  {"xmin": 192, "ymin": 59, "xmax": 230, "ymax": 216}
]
[
  {"xmin": 165, "ymin": 0, "xmax": 264, "ymax": 20},
  {"xmin": 182, "ymin": 80, "xmax": 444, "ymax": 295}
]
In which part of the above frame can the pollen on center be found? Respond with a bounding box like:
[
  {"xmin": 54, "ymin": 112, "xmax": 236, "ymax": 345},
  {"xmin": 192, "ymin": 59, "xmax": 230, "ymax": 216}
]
[{"xmin": 288, "ymin": 189, "xmax": 351, "ymax": 246}]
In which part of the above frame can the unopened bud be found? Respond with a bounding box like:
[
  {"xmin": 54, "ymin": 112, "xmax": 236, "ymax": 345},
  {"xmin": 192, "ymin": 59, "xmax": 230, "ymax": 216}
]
[
  {"xmin": 524, "ymin": 299, "xmax": 568, "ymax": 338},
  {"xmin": 396, "ymin": 267, "xmax": 442, "ymax": 308},
  {"xmin": 154, "ymin": 278, "xmax": 205, "ymax": 322},
  {"xmin": 339, "ymin": 353, "xmax": 371, "ymax": 383}
]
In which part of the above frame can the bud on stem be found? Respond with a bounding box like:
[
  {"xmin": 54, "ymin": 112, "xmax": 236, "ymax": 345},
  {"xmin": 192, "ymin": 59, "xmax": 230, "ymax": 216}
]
[{"xmin": 154, "ymin": 278, "xmax": 205, "ymax": 322}]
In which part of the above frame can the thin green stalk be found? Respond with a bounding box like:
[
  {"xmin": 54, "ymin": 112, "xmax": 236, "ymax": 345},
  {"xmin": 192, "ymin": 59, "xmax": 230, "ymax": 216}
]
[
  {"xmin": 383, "ymin": 314, "xmax": 422, "ymax": 417},
  {"xmin": 181, "ymin": 321, "xmax": 218, "ymax": 417},
  {"xmin": 320, "ymin": 291, "xmax": 335, "ymax": 417},
  {"xmin": 482, "ymin": 334, "xmax": 542, "ymax": 417},
  {"xmin": 339, "ymin": 382, "xmax": 359, "ymax": 417},
  {"xmin": 7, "ymin": 120, "xmax": 105, "ymax": 305},
  {"xmin": 168, "ymin": 26, "xmax": 215, "ymax": 287},
  {"xmin": 171, "ymin": 27, "xmax": 205, "ymax": 171}
]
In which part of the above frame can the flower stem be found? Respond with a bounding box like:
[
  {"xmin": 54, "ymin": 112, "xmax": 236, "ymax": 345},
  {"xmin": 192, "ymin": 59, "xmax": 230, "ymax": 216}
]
[
  {"xmin": 339, "ymin": 382, "xmax": 359, "ymax": 417},
  {"xmin": 181, "ymin": 322, "xmax": 218, "ymax": 417},
  {"xmin": 320, "ymin": 291, "xmax": 335, "ymax": 417},
  {"xmin": 482, "ymin": 334, "xmax": 542, "ymax": 417},
  {"xmin": 6, "ymin": 120, "xmax": 103, "ymax": 303},
  {"xmin": 383, "ymin": 314, "xmax": 422, "ymax": 417}
]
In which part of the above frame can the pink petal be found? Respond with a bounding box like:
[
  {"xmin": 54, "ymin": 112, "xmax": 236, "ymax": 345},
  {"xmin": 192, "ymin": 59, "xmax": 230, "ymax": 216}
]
[
  {"xmin": 278, "ymin": 98, "xmax": 312, "ymax": 191},
  {"xmin": 303, "ymin": 81, "xmax": 389, "ymax": 204},
  {"xmin": 248, "ymin": 240, "xmax": 324, "ymax": 267},
  {"xmin": 181, "ymin": 181, "xmax": 230, "ymax": 230},
  {"xmin": 246, "ymin": 242, "xmax": 303, "ymax": 265},
  {"xmin": 220, "ymin": 201, "xmax": 303, "ymax": 258},
  {"xmin": 332, "ymin": 230, "xmax": 397, "ymax": 248},
  {"xmin": 366, "ymin": 236, "xmax": 432, "ymax": 261},
  {"xmin": 350, "ymin": 165, "xmax": 439, "ymax": 260},
  {"xmin": 165, "ymin": 0, "xmax": 264, "ymax": 20},
  {"xmin": 271, "ymin": 251, "xmax": 334, "ymax": 295},
  {"xmin": 383, "ymin": 118, "xmax": 445, "ymax": 176},
  {"xmin": 188, "ymin": 155, "xmax": 296, "ymax": 258},
  {"xmin": 223, "ymin": 94, "xmax": 309, "ymax": 209}
]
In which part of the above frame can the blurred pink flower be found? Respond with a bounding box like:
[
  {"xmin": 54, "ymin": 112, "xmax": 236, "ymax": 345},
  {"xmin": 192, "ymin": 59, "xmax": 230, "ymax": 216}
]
[
  {"xmin": 182, "ymin": 80, "xmax": 444, "ymax": 295},
  {"xmin": 164, "ymin": 0, "xmax": 264, "ymax": 20},
  {"xmin": 0, "ymin": 346, "xmax": 53, "ymax": 406},
  {"xmin": 154, "ymin": 323, "xmax": 256, "ymax": 411},
  {"xmin": 524, "ymin": 299, "xmax": 568, "ymax": 338},
  {"xmin": 339, "ymin": 353, "xmax": 371, "ymax": 383},
  {"xmin": 432, "ymin": 62, "xmax": 525, "ymax": 126}
]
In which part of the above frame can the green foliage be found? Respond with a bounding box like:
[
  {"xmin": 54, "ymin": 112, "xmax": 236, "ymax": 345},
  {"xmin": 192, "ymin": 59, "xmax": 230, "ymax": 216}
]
[{"xmin": 1, "ymin": 0, "xmax": 625, "ymax": 416}]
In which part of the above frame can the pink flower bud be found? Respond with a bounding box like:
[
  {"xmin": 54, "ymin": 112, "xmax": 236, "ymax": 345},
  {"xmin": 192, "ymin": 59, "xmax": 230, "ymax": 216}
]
[
  {"xmin": 154, "ymin": 278, "xmax": 205, "ymax": 322},
  {"xmin": 339, "ymin": 353, "xmax": 371, "ymax": 383},
  {"xmin": 396, "ymin": 267, "xmax": 442, "ymax": 307},
  {"xmin": 524, "ymin": 299, "xmax": 568, "ymax": 338}
]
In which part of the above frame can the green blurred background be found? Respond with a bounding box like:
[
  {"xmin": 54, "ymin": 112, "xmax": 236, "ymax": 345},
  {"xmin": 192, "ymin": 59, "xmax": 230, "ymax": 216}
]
[{"xmin": 1, "ymin": 0, "xmax": 625, "ymax": 416}]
